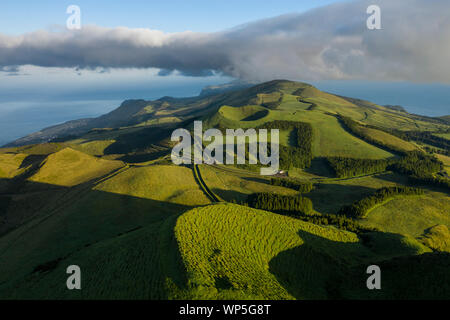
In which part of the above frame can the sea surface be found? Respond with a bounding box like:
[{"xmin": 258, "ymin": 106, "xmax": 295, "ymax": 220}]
[
  {"xmin": 0, "ymin": 100, "xmax": 122, "ymax": 146},
  {"xmin": 313, "ymin": 81, "xmax": 450, "ymax": 117}
]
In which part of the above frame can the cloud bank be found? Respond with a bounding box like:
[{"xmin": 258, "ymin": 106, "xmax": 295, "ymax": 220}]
[{"xmin": 1, "ymin": 0, "xmax": 449, "ymax": 83}]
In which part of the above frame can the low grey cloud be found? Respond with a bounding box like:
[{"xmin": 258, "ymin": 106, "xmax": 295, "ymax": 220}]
[
  {"xmin": 0, "ymin": 65, "xmax": 23, "ymax": 76},
  {"xmin": 0, "ymin": 0, "xmax": 449, "ymax": 83}
]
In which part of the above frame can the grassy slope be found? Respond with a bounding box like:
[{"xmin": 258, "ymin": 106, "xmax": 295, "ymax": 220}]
[
  {"xmin": 419, "ymin": 225, "xmax": 450, "ymax": 252},
  {"xmin": 435, "ymin": 132, "xmax": 450, "ymax": 140},
  {"xmin": 305, "ymin": 172, "xmax": 408, "ymax": 214},
  {"xmin": 29, "ymin": 148, "xmax": 124, "ymax": 187},
  {"xmin": 0, "ymin": 163, "xmax": 204, "ymax": 298},
  {"xmin": 219, "ymin": 105, "xmax": 269, "ymax": 122},
  {"xmin": 358, "ymin": 126, "xmax": 419, "ymax": 152},
  {"xmin": 0, "ymin": 214, "xmax": 182, "ymax": 299},
  {"xmin": 95, "ymin": 165, "xmax": 211, "ymax": 206},
  {"xmin": 173, "ymin": 203, "xmax": 429, "ymax": 299},
  {"xmin": 68, "ymin": 139, "xmax": 116, "ymax": 156},
  {"xmin": 173, "ymin": 203, "xmax": 364, "ymax": 299},
  {"xmin": 203, "ymin": 80, "xmax": 445, "ymax": 161},
  {"xmin": 360, "ymin": 191, "xmax": 450, "ymax": 237},
  {"xmin": 0, "ymin": 202, "xmax": 431, "ymax": 299},
  {"xmin": 207, "ymin": 104, "xmax": 394, "ymax": 160},
  {"xmin": 198, "ymin": 164, "xmax": 298, "ymax": 203},
  {"xmin": 436, "ymin": 154, "xmax": 450, "ymax": 174},
  {"xmin": 302, "ymin": 112, "xmax": 393, "ymax": 159},
  {"xmin": 0, "ymin": 188, "xmax": 183, "ymax": 296},
  {"xmin": 0, "ymin": 153, "xmax": 28, "ymax": 178}
]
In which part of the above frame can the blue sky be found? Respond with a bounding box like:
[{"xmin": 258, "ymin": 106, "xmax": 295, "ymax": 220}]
[{"xmin": 1, "ymin": 0, "xmax": 340, "ymax": 34}]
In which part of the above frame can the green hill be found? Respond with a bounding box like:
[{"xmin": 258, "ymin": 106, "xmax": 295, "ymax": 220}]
[
  {"xmin": 0, "ymin": 203, "xmax": 436, "ymax": 300},
  {"xmin": 0, "ymin": 79, "xmax": 449, "ymax": 300},
  {"xmin": 95, "ymin": 165, "xmax": 211, "ymax": 206},
  {"xmin": 0, "ymin": 153, "xmax": 28, "ymax": 178},
  {"xmin": 29, "ymin": 148, "xmax": 124, "ymax": 187}
]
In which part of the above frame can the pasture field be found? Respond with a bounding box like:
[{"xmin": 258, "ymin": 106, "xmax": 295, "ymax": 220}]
[
  {"xmin": 219, "ymin": 105, "xmax": 270, "ymax": 122},
  {"xmin": 198, "ymin": 164, "xmax": 298, "ymax": 203},
  {"xmin": 360, "ymin": 191, "xmax": 450, "ymax": 237},
  {"xmin": 304, "ymin": 172, "xmax": 408, "ymax": 214},
  {"xmin": 436, "ymin": 154, "xmax": 450, "ymax": 174},
  {"xmin": 0, "ymin": 201, "xmax": 441, "ymax": 299},
  {"xmin": 69, "ymin": 139, "xmax": 116, "ymax": 156},
  {"xmin": 95, "ymin": 164, "xmax": 211, "ymax": 206},
  {"xmin": 209, "ymin": 106, "xmax": 395, "ymax": 159},
  {"xmin": 0, "ymin": 213, "xmax": 182, "ymax": 299},
  {"xmin": 29, "ymin": 148, "xmax": 124, "ymax": 187},
  {"xmin": 419, "ymin": 225, "xmax": 450, "ymax": 252},
  {"xmin": 434, "ymin": 132, "xmax": 450, "ymax": 140},
  {"xmin": 10, "ymin": 143, "xmax": 68, "ymax": 155},
  {"xmin": 172, "ymin": 203, "xmax": 431, "ymax": 299},
  {"xmin": 0, "ymin": 180, "xmax": 189, "ymax": 299},
  {"xmin": 0, "ymin": 153, "xmax": 28, "ymax": 178},
  {"xmin": 173, "ymin": 203, "xmax": 365, "ymax": 299},
  {"xmin": 357, "ymin": 126, "xmax": 419, "ymax": 152}
]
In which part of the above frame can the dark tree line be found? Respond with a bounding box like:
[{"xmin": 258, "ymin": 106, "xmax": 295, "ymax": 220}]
[
  {"xmin": 270, "ymin": 178, "xmax": 313, "ymax": 193},
  {"xmin": 257, "ymin": 120, "xmax": 304, "ymax": 131},
  {"xmin": 327, "ymin": 151, "xmax": 444, "ymax": 179},
  {"xmin": 378, "ymin": 128, "xmax": 450, "ymax": 156},
  {"xmin": 408, "ymin": 175, "xmax": 450, "ymax": 191},
  {"xmin": 279, "ymin": 145, "xmax": 311, "ymax": 169},
  {"xmin": 326, "ymin": 157, "xmax": 394, "ymax": 178},
  {"xmin": 243, "ymin": 192, "xmax": 376, "ymax": 233},
  {"xmin": 258, "ymin": 120, "xmax": 313, "ymax": 169},
  {"xmin": 246, "ymin": 192, "xmax": 313, "ymax": 215},
  {"xmin": 339, "ymin": 114, "xmax": 450, "ymax": 156},
  {"xmin": 390, "ymin": 151, "xmax": 443, "ymax": 177},
  {"xmin": 423, "ymin": 145, "xmax": 450, "ymax": 157},
  {"xmin": 338, "ymin": 186, "xmax": 425, "ymax": 219},
  {"xmin": 337, "ymin": 116, "xmax": 406, "ymax": 155},
  {"xmin": 292, "ymin": 212, "xmax": 379, "ymax": 234}
]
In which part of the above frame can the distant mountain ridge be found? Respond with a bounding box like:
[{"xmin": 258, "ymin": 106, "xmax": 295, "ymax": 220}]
[
  {"xmin": 4, "ymin": 80, "xmax": 449, "ymax": 148},
  {"xmin": 199, "ymin": 80, "xmax": 254, "ymax": 96}
]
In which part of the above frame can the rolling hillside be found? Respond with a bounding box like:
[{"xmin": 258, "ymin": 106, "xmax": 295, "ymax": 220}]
[
  {"xmin": 29, "ymin": 148, "xmax": 124, "ymax": 187},
  {"xmin": 0, "ymin": 80, "xmax": 449, "ymax": 300},
  {"xmin": 0, "ymin": 203, "xmax": 438, "ymax": 300}
]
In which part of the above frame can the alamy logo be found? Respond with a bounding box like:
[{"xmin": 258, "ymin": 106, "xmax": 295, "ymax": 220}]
[
  {"xmin": 66, "ymin": 265, "xmax": 81, "ymax": 290},
  {"xmin": 366, "ymin": 265, "xmax": 381, "ymax": 290},
  {"xmin": 66, "ymin": 5, "xmax": 81, "ymax": 30},
  {"xmin": 367, "ymin": 5, "xmax": 381, "ymax": 30},
  {"xmin": 171, "ymin": 121, "xmax": 279, "ymax": 175}
]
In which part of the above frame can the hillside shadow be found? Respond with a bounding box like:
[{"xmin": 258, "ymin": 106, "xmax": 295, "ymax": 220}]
[
  {"xmin": 19, "ymin": 154, "xmax": 47, "ymax": 169},
  {"xmin": 117, "ymin": 150, "xmax": 170, "ymax": 163},
  {"xmin": 103, "ymin": 126, "xmax": 171, "ymax": 156},
  {"xmin": 0, "ymin": 176, "xmax": 193, "ymax": 236},
  {"xmin": 376, "ymin": 172, "xmax": 450, "ymax": 194},
  {"xmin": 269, "ymin": 228, "xmax": 450, "ymax": 300},
  {"xmin": 240, "ymin": 176, "xmax": 269, "ymax": 184},
  {"xmin": 339, "ymin": 252, "xmax": 450, "ymax": 300},
  {"xmin": 0, "ymin": 176, "xmax": 194, "ymax": 299},
  {"xmin": 241, "ymin": 110, "xmax": 269, "ymax": 121},
  {"xmin": 305, "ymin": 183, "xmax": 375, "ymax": 214},
  {"xmin": 268, "ymin": 229, "xmax": 361, "ymax": 299},
  {"xmin": 287, "ymin": 128, "xmax": 297, "ymax": 147},
  {"xmin": 211, "ymin": 188, "xmax": 247, "ymax": 203},
  {"xmin": 304, "ymin": 158, "xmax": 335, "ymax": 178},
  {"xmin": 373, "ymin": 172, "xmax": 409, "ymax": 185}
]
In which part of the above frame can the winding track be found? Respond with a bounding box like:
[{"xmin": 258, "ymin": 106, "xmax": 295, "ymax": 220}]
[{"xmin": 192, "ymin": 164, "xmax": 221, "ymax": 202}]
